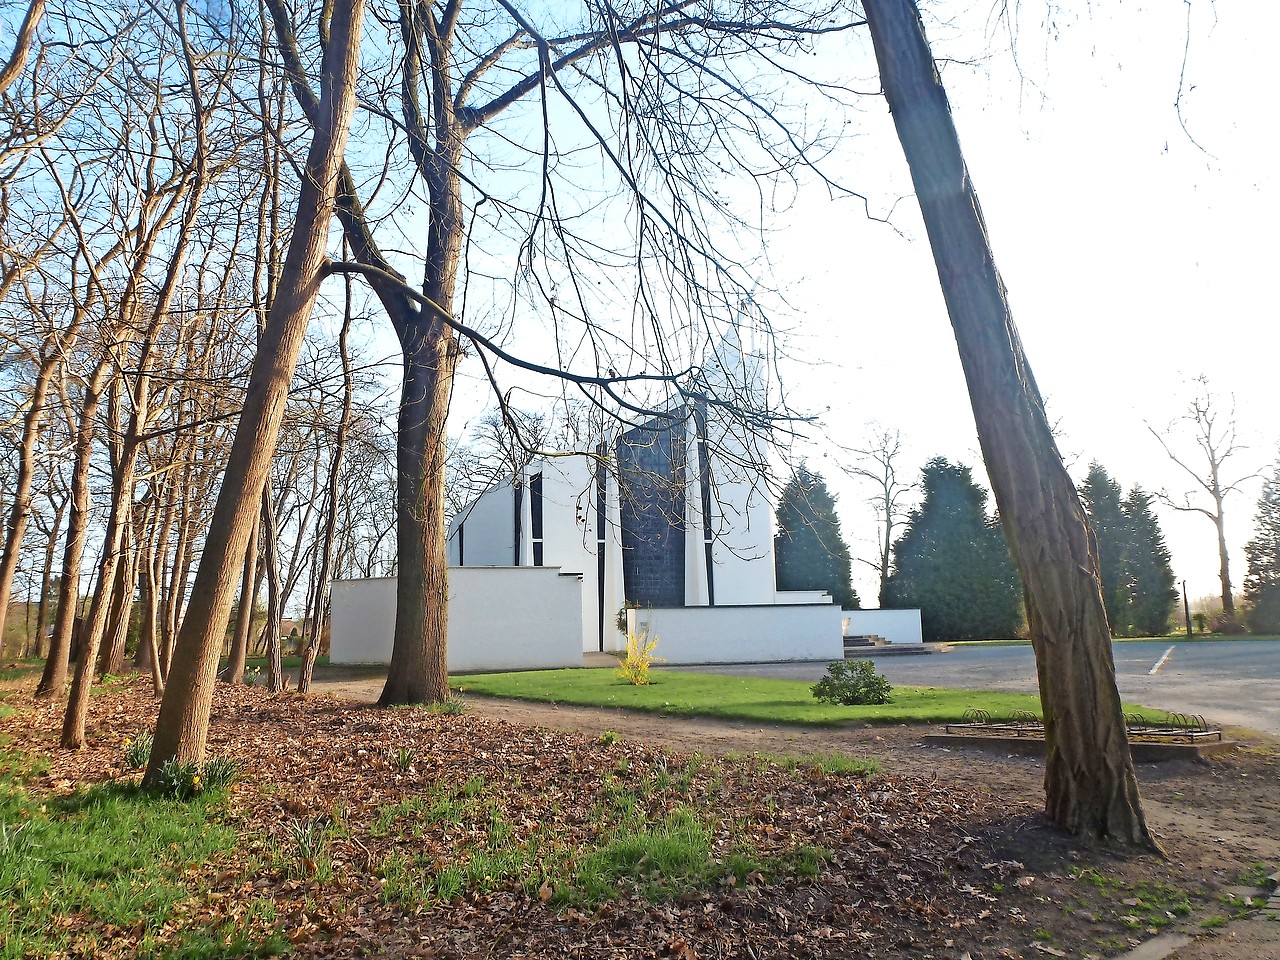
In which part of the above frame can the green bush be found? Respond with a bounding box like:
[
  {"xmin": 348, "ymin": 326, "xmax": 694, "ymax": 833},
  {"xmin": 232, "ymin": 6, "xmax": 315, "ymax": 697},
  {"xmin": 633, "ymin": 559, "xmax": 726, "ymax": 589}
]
[{"xmin": 811, "ymin": 660, "xmax": 892, "ymax": 706}]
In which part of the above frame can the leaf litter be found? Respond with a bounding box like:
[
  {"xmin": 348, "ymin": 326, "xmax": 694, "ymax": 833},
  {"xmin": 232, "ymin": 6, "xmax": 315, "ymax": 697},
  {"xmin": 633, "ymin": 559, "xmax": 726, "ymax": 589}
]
[{"xmin": 2, "ymin": 675, "xmax": 1278, "ymax": 959}]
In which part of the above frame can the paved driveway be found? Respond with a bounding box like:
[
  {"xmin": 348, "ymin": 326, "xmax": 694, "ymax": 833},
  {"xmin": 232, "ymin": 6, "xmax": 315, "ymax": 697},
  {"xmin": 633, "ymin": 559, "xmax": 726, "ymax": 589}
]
[{"xmin": 662, "ymin": 640, "xmax": 1280, "ymax": 736}]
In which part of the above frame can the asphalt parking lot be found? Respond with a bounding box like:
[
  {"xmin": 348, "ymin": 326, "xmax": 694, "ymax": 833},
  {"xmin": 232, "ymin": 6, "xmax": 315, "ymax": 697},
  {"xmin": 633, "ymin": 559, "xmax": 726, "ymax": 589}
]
[{"xmin": 663, "ymin": 640, "xmax": 1280, "ymax": 736}]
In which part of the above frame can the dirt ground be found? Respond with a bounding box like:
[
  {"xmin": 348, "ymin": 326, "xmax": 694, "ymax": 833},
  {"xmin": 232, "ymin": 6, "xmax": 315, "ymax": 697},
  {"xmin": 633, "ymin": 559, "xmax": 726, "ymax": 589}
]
[
  {"xmin": 4, "ymin": 667, "xmax": 1278, "ymax": 959},
  {"xmin": 316, "ymin": 674, "xmax": 1280, "ymax": 959}
]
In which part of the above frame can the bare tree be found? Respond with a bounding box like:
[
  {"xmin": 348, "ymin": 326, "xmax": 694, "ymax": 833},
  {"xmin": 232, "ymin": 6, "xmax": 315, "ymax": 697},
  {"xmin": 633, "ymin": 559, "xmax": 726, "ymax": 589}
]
[
  {"xmin": 863, "ymin": 0, "xmax": 1157, "ymax": 847},
  {"xmin": 1148, "ymin": 378, "xmax": 1257, "ymax": 620},
  {"xmin": 143, "ymin": 0, "xmax": 366, "ymax": 782},
  {"xmin": 844, "ymin": 427, "xmax": 914, "ymax": 607},
  {"xmin": 262, "ymin": 0, "xmax": 867, "ymax": 706}
]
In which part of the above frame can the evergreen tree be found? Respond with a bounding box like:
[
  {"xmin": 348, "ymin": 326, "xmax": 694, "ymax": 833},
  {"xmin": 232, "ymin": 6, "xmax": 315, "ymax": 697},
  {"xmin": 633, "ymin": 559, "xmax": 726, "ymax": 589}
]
[
  {"xmin": 882, "ymin": 458, "xmax": 1022, "ymax": 640},
  {"xmin": 1120, "ymin": 487, "xmax": 1178, "ymax": 636},
  {"xmin": 1244, "ymin": 462, "xmax": 1280, "ymax": 634},
  {"xmin": 774, "ymin": 467, "xmax": 860, "ymax": 609},
  {"xmin": 1081, "ymin": 464, "xmax": 1177, "ymax": 637},
  {"xmin": 1080, "ymin": 463, "xmax": 1129, "ymax": 633}
]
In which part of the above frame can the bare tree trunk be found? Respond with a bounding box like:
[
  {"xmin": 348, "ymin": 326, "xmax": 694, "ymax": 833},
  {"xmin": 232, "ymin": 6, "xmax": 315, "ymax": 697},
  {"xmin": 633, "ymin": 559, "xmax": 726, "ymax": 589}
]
[
  {"xmin": 1214, "ymin": 503, "xmax": 1234, "ymax": 616},
  {"xmin": 143, "ymin": 0, "xmax": 366, "ymax": 783},
  {"xmin": 0, "ymin": 0, "xmax": 47, "ymax": 97},
  {"xmin": 863, "ymin": 0, "xmax": 1157, "ymax": 847},
  {"xmin": 220, "ymin": 521, "xmax": 259, "ymax": 684},
  {"xmin": 299, "ymin": 280, "xmax": 355, "ymax": 692},
  {"xmin": 0, "ymin": 359, "xmax": 56, "ymax": 641},
  {"xmin": 135, "ymin": 517, "xmax": 165, "ymax": 696},
  {"xmin": 95, "ymin": 535, "xmax": 136, "ymax": 677},
  {"xmin": 259, "ymin": 493, "xmax": 284, "ymax": 692},
  {"xmin": 28, "ymin": 492, "xmax": 66, "ymax": 658},
  {"xmin": 378, "ymin": 324, "xmax": 457, "ymax": 705},
  {"xmin": 36, "ymin": 365, "xmax": 109, "ymax": 699}
]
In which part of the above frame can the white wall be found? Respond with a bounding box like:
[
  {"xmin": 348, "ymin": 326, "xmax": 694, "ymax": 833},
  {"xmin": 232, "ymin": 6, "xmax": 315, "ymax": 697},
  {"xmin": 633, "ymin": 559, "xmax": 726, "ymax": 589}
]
[
  {"xmin": 330, "ymin": 568, "xmax": 584, "ymax": 671},
  {"xmin": 842, "ymin": 609, "xmax": 924, "ymax": 645},
  {"xmin": 627, "ymin": 604, "xmax": 844, "ymax": 664}
]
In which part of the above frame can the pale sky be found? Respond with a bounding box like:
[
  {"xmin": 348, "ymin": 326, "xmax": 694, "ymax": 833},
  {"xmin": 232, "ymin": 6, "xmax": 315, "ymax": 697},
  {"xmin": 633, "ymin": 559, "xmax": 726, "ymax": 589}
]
[
  {"xmin": 764, "ymin": 1, "xmax": 1278, "ymax": 610},
  {"xmin": 358, "ymin": 1, "xmax": 1277, "ymax": 615}
]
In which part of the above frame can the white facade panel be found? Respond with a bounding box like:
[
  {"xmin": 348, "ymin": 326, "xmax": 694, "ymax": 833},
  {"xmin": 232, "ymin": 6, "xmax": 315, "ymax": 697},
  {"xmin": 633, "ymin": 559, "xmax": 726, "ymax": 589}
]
[
  {"xmin": 329, "ymin": 568, "xmax": 583, "ymax": 671},
  {"xmin": 627, "ymin": 604, "xmax": 844, "ymax": 664},
  {"xmin": 449, "ymin": 479, "xmax": 518, "ymax": 567}
]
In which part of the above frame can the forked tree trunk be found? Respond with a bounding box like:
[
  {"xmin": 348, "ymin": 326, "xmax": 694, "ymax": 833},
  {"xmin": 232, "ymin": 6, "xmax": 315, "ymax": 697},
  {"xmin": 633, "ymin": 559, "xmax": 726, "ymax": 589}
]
[
  {"xmin": 143, "ymin": 0, "xmax": 366, "ymax": 784},
  {"xmin": 863, "ymin": 0, "xmax": 1157, "ymax": 847}
]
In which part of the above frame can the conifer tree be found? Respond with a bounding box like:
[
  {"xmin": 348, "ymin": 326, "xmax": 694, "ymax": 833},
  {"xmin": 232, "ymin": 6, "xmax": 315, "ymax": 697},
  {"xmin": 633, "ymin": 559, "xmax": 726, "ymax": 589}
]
[
  {"xmin": 1080, "ymin": 463, "xmax": 1129, "ymax": 632},
  {"xmin": 774, "ymin": 467, "xmax": 860, "ymax": 610},
  {"xmin": 1121, "ymin": 487, "xmax": 1178, "ymax": 636},
  {"xmin": 1081, "ymin": 465, "xmax": 1177, "ymax": 637},
  {"xmin": 882, "ymin": 458, "xmax": 1022, "ymax": 640},
  {"xmin": 1244, "ymin": 461, "xmax": 1280, "ymax": 634}
]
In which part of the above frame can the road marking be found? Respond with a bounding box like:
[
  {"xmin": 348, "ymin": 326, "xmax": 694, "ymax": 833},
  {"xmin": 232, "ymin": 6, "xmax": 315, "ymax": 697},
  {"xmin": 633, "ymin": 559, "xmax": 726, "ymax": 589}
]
[{"xmin": 1149, "ymin": 645, "xmax": 1176, "ymax": 675}]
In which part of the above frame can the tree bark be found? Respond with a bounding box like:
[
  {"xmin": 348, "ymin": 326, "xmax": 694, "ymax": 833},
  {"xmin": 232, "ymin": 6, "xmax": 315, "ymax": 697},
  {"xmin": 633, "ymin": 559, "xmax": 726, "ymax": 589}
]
[
  {"xmin": 378, "ymin": 328, "xmax": 457, "ymax": 705},
  {"xmin": 0, "ymin": 359, "xmax": 56, "ymax": 643},
  {"xmin": 29, "ymin": 491, "xmax": 66, "ymax": 659},
  {"xmin": 259, "ymin": 492, "xmax": 284, "ymax": 693},
  {"xmin": 143, "ymin": 0, "xmax": 366, "ymax": 783},
  {"xmin": 299, "ymin": 281, "xmax": 356, "ymax": 693},
  {"xmin": 1214, "ymin": 503, "xmax": 1234, "ymax": 616},
  {"xmin": 0, "ymin": 0, "xmax": 47, "ymax": 97},
  {"xmin": 36, "ymin": 364, "xmax": 109, "ymax": 699},
  {"xmin": 220, "ymin": 522, "xmax": 260, "ymax": 685},
  {"xmin": 863, "ymin": 0, "xmax": 1157, "ymax": 846}
]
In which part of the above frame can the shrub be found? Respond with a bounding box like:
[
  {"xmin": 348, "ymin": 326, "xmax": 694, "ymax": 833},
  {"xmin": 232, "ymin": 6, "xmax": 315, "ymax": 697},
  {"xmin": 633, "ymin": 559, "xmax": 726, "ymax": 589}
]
[
  {"xmin": 811, "ymin": 660, "xmax": 892, "ymax": 706},
  {"xmin": 1208, "ymin": 611, "xmax": 1248, "ymax": 635},
  {"xmin": 615, "ymin": 630, "xmax": 663, "ymax": 685}
]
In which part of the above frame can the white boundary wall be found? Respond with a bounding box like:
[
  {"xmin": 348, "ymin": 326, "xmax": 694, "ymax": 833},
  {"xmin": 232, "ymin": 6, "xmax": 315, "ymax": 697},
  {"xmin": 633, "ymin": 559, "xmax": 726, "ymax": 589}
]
[
  {"xmin": 330, "ymin": 569, "xmax": 583, "ymax": 671},
  {"xmin": 627, "ymin": 604, "xmax": 844, "ymax": 664},
  {"xmin": 842, "ymin": 609, "xmax": 924, "ymax": 644}
]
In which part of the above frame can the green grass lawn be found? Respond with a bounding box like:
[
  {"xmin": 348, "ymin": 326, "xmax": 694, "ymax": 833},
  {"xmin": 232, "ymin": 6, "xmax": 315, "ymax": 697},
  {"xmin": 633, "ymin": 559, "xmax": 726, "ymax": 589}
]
[{"xmin": 452, "ymin": 668, "xmax": 1168, "ymax": 727}]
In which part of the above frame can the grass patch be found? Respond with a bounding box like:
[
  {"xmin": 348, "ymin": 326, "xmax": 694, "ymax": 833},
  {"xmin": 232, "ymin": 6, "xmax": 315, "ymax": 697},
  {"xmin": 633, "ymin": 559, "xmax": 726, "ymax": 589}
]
[
  {"xmin": 761, "ymin": 752, "xmax": 881, "ymax": 777},
  {"xmin": 452, "ymin": 668, "xmax": 1168, "ymax": 726},
  {"xmin": 1069, "ymin": 867, "xmax": 1194, "ymax": 930},
  {"xmin": 0, "ymin": 659, "xmax": 43, "ymax": 683},
  {"xmin": 1239, "ymin": 862, "xmax": 1277, "ymax": 888},
  {"xmin": 0, "ymin": 754, "xmax": 248, "ymax": 959}
]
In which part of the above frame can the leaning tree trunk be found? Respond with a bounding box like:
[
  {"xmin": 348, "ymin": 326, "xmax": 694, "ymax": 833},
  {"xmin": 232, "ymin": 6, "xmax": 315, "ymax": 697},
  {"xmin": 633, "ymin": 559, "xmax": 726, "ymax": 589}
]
[
  {"xmin": 142, "ymin": 0, "xmax": 366, "ymax": 784},
  {"xmin": 863, "ymin": 0, "xmax": 1157, "ymax": 847}
]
